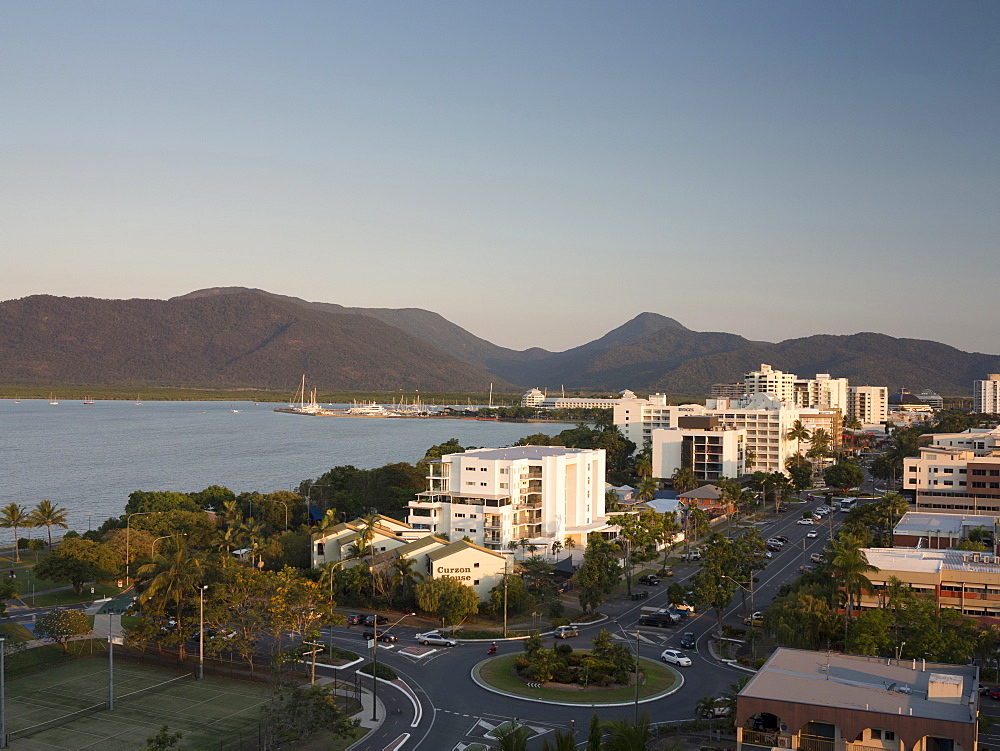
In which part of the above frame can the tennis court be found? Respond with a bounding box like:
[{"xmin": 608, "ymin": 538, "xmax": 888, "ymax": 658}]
[{"xmin": 6, "ymin": 658, "xmax": 271, "ymax": 750}]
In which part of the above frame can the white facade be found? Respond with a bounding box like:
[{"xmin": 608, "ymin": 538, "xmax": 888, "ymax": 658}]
[
  {"xmin": 794, "ymin": 373, "xmax": 849, "ymax": 411},
  {"xmin": 975, "ymin": 375, "xmax": 1000, "ymax": 414},
  {"xmin": 521, "ymin": 388, "xmax": 546, "ymax": 407},
  {"xmin": 904, "ymin": 444, "xmax": 1000, "ymax": 514},
  {"xmin": 848, "ymin": 386, "xmax": 888, "ymax": 425},
  {"xmin": 540, "ymin": 390, "xmax": 638, "ymax": 410},
  {"xmin": 406, "ymin": 446, "xmax": 608, "ymax": 551},
  {"xmin": 744, "ymin": 364, "xmax": 796, "ymax": 403},
  {"xmin": 650, "ymin": 426, "xmax": 746, "ymax": 481},
  {"xmin": 616, "ymin": 393, "xmax": 813, "ymax": 474}
]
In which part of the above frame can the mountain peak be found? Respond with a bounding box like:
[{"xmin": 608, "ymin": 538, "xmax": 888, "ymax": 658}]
[{"xmin": 582, "ymin": 312, "xmax": 689, "ymax": 352}]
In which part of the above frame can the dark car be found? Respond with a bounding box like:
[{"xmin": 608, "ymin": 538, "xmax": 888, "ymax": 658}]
[
  {"xmin": 679, "ymin": 632, "xmax": 696, "ymax": 649},
  {"xmin": 346, "ymin": 614, "xmax": 363, "ymax": 626},
  {"xmin": 363, "ymin": 630, "xmax": 397, "ymax": 643},
  {"xmin": 766, "ymin": 544, "xmax": 781, "ymax": 553},
  {"xmin": 638, "ymin": 615, "xmax": 675, "ymax": 629},
  {"xmin": 990, "ymin": 687, "xmax": 1000, "ymax": 700},
  {"xmin": 638, "ymin": 574, "xmax": 660, "ymax": 586},
  {"xmin": 363, "ymin": 615, "xmax": 389, "ymax": 627},
  {"xmin": 774, "ymin": 536, "xmax": 790, "ymax": 543}
]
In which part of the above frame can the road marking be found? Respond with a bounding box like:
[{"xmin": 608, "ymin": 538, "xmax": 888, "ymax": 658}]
[{"xmin": 383, "ymin": 733, "xmax": 410, "ymax": 751}]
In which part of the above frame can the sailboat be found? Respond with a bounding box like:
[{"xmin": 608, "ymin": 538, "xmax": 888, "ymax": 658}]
[
  {"xmin": 135, "ymin": 393, "xmax": 143, "ymax": 405},
  {"xmin": 48, "ymin": 393, "xmax": 59, "ymax": 405},
  {"xmin": 83, "ymin": 395, "xmax": 95, "ymax": 404}
]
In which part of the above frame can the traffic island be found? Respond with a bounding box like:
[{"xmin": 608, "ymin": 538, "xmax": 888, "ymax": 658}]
[{"xmin": 472, "ymin": 653, "xmax": 682, "ymax": 706}]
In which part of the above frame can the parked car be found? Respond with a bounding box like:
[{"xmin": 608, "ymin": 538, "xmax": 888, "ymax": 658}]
[
  {"xmin": 415, "ymin": 631, "xmax": 458, "ymax": 647},
  {"xmin": 659, "ymin": 566, "xmax": 674, "ymax": 577},
  {"xmin": 679, "ymin": 632, "xmax": 696, "ymax": 649},
  {"xmin": 701, "ymin": 699, "xmax": 732, "ymax": 719},
  {"xmin": 660, "ymin": 649, "xmax": 692, "ymax": 667},
  {"xmin": 346, "ymin": 614, "xmax": 363, "ymax": 626},
  {"xmin": 638, "ymin": 614, "xmax": 676, "ymax": 629},
  {"xmin": 766, "ymin": 538, "xmax": 785, "ymax": 546},
  {"xmin": 766, "ymin": 544, "xmax": 781, "ymax": 553},
  {"xmin": 744, "ymin": 612, "xmax": 764, "ymax": 627},
  {"xmin": 989, "ymin": 687, "xmax": 1000, "ymax": 700},
  {"xmin": 810, "ymin": 553, "xmax": 823, "ymax": 563},
  {"xmin": 363, "ymin": 615, "xmax": 389, "ymax": 627},
  {"xmin": 553, "ymin": 625, "xmax": 580, "ymax": 639},
  {"xmin": 774, "ymin": 536, "xmax": 790, "ymax": 543},
  {"xmin": 681, "ymin": 550, "xmax": 702, "ymax": 561},
  {"xmin": 638, "ymin": 574, "xmax": 660, "ymax": 586},
  {"xmin": 363, "ymin": 630, "xmax": 397, "ymax": 643}
]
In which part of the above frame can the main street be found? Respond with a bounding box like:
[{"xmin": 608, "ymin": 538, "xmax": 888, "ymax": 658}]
[{"xmin": 319, "ymin": 493, "xmax": 845, "ymax": 750}]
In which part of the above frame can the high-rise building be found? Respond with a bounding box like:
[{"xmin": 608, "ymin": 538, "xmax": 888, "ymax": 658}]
[
  {"xmin": 744, "ymin": 364, "xmax": 796, "ymax": 403},
  {"xmin": 975, "ymin": 374, "xmax": 1000, "ymax": 414},
  {"xmin": 848, "ymin": 385, "xmax": 889, "ymax": 425}
]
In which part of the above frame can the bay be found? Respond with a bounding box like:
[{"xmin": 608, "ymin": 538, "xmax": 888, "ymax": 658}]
[{"xmin": 0, "ymin": 399, "xmax": 566, "ymax": 531}]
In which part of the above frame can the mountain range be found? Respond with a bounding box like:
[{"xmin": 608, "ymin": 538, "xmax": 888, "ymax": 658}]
[{"xmin": 1, "ymin": 287, "xmax": 997, "ymax": 396}]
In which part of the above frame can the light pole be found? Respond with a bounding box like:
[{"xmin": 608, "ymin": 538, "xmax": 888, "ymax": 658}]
[
  {"xmin": 125, "ymin": 511, "xmax": 164, "ymax": 586},
  {"xmin": 370, "ymin": 612, "xmax": 413, "ymax": 722},
  {"xmin": 197, "ymin": 584, "xmax": 208, "ymax": 680},
  {"xmin": 612, "ymin": 619, "xmax": 641, "ymax": 724},
  {"xmin": 151, "ymin": 533, "xmax": 187, "ymax": 558},
  {"xmin": 269, "ymin": 499, "xmax": 289, "ymax": 531},
  {"xmin": 0, "ymin": 633, "xmax": 6, "ymax": 748}
]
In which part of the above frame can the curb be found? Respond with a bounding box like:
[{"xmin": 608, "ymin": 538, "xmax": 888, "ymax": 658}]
[{"xmin": 469, "ymin": 656, "xmax": 684, "ymax": 707}]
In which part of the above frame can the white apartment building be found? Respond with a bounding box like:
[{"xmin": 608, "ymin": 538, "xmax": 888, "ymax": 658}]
[
  {"xmin": 794, "ymin": 373, "xmax": 849, "ymax": 411},
  {"xmin": 744, "ymin": 364, "xmax": 796, "ymax": 403},
  {"xmin": 923, "ymin": 427, "xmax": 1000, "ymax": 454},
  {"xmin": 650, "ymin": 422, "xmax": 746, "ymax": 482},
  {"xmin": 904, "ymin": 444, "xmax": 1000, "ymax": 514},
  {"xmin": 848, "ymin": 385, "xmax": 888, "ymax": 426},
  {"xmin": 615, "ymin": 392, "xmax": 826, "ymax": 474},
  {"xmin": 521, "ymin": 388, "xmax": 546, "ymax": 408},
  {"xmin": 406, "ymin": 446, "xmax": 610, "ymax": 551},
  {"xmin": 976, "ymin": 374, "xmax": 1000, "ymax": 414}
]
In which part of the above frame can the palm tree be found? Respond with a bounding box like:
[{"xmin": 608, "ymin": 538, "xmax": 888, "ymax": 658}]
[
  {"xmin": 635, "ymin": 477, "xmax": 658, "ymax": 502},
  {"xmin": 389, "ymin": 555, "xmax": 423, "ymax": 608},
  {"xmin": 670, "ymin": 467, "xmax": 697, "ymax": 493},
  {"xmin": 316, "ymin": 509, "xmax": 339, "ymax": 536},
  {"xmin": 493, "ymin": 720, "xmax": 530, "ymax": 751},
  {"xmin": 29, "ymin": 500, "xmax": 69, "ymax": 548},
  {"xmin": 786, "ymin": 419, "xmax": 811, "ymax": 458},
  {"xmin": 137, "ymin": 538, "xmax": 204, "ymax": 660},
  {"xmin": 602, "ymin": 714, "xmax": 651, "ymax": 751},
  {"xmin": 743, "ymin": 447, "xmax": 757, "ymax": 473},
  {"xmin": 634, "ymin": 452, "xmax": 653, "ymax": 480},
  {"xmin": 0, "ymin": 503, "xmax": 30, "ymax": 563},
  {"xmin": 830, "ymin": 535, "xmax": 878, "ymax": 623},
  {"xmin": 539, "ymin": 729, "xmax": 577, "ymax": 751}
]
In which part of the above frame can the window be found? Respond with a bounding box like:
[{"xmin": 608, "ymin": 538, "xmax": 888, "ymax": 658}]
[
  {"xmin": 480, "ymin": 482, "xmax": 487, "ymax": 487},
  {"xmin": 455, "ymin": 513, "xmax": 466, "ymax": 518},
  {"xmin": 473, "ymin": 579, "xmax": 480, "ymax": 585},
  {"xmin": 474, "ymin": 562, "xmax": 480, "ymax": 568},
  {"xmin": 481, "ymin": 467, "xmax": 487, "ymax": 471},
  {"xmin": 316, "ymin": 542, "xmax": 325, "ymax": 555},
  {"xmin": 500, "ymin": 483, "xmax": 508, "ymax": 489},
  {"xmin": 465, "ymin": 481, "xmax": 476, "ymax": 486}
]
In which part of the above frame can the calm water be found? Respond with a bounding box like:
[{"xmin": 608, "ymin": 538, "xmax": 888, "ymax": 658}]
[{"xmin": 0, "ymin": 399, "xmax": 566, "ymax": 531}]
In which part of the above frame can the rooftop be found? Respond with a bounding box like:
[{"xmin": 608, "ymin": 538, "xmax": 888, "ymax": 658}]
[
  {"xmin": 863, "ymin": 546, "xmax": 1000, "ymax": 574},
  {"xmin": 894, "ymin": 512, "xmax": 996, "ymax": 537},
  {"xmin": 741, "ymin": 648, "xmax": 977, "ymax": 725},
  {"xmin": 455, "ymin": 446, "xmax": 600, "ymax": 461}
]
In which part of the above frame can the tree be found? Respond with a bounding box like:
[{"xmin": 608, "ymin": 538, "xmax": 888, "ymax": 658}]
[
  {"xmin": 493, "ymin": 721, "xmax": 530, "ymax": 751},
  {"xmin": 539, "ymin": 729, "xmax": 577, "ymax": 751},
  {"xmin": 0, "ymin": 504, "xmax": 30, "ymax": 563},
  {"xmin": 415, "ymin": 577, "xmax": 479, "ymax": 627},
  {"xmin": 145, "ymin": 726, "xmax": 183, "ymax": 750},
  {"xmin": 670, "ymin": 467, "xmax": 697, "ymax": 493},
  {"xmin": 0, "ymin": 578, "xmax": 18, "ymax": 617},
  {"xmin": 261, "ymin": 684, "xmax": 359, "ymax": 749},
  {"xmin": 389, "ymin": 555, "xmax": 423, "ymax": 608},
  {"xmin": 35, "ymin": 608, "xmax": 91, "ymax": 651},
  {"xmin": 634, "ymin": 477, "xmax": 658, "ymax": 502},
  {"xmin": 136, "ymin": 538, "xmax": 205, "ymax": 659},
  {"xmin": 29, "ymin": 500, "xmax": 69, "ymax": 548},
  {"xmin": 786, "ymin": 420, "xmax": 811, "ymax": 458},
  {"xmin": 830, "ymin": 534, "xmax": 878, "ymax": 623},
  {"xmin": 575, "ymin": 533, "xmax": 622, "ymax": 613},
  {"xmin": 824, "ymin": 462, "xmax": 865, "ymax": 495},
  {"xmin": 587, "ymin": 713, "xmax": 602, "ymax": 751},
  {"xmin": 34, "ymin": 537, "xmax": 115, "ymax": 594},
  {"xmin": 602, "ymin": 714, "xmax": 651, "ymax": 751}
]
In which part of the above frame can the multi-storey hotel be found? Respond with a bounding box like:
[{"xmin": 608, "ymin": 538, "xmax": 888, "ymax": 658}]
[
  {"xmin": 975, "ymin": 374, "xmax": 1000, "ymax": 415},
  {"xmin": 904, "ymin": 429, "xmax": 1000, "ymax": 514},
  {"xmin": 406, "ymin": 446, "xmax": 611, "ymax": 551}
]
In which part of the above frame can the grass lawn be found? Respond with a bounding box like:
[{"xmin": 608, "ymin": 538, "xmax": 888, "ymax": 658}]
[
  {"xmin": 477, "ymin": 653, "xmax": 676, "ymax": 704},
  {"xmin": 0, "ymin": 622, "xmax": 36, "ymax": 643},
  {"xmin": 29, "ymin": 583, "xmax": 124, "ymax": 608}
]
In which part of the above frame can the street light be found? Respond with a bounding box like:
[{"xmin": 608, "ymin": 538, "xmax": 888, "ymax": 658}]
[
  {"xmin": 151, "ymin": 533, "xmax": 187, "ymax": 558},
  {"xmin": 0, "ymin": 633, "xmax": 6, "ymax": 748},
  {"xmin": 269, "ymin": 498, "xmax": 289, "ymax": 531},
  {"xmin": 371, "ymin": 612, "xmax": 414, "ymax": 722},
  {"xmin": 125, "ymin": 511, "xmax": 165, "ymax": 586},
  {"xmin": 612, "ymin": 619, "xmax": 641, "ymax": 724},
  {"xmin": 722, "ymin": 575, "xmax": 756, "ymax": 659},
  {"xmin": 197, "ymin": 584, "xmax": 208, "ymax": 680}
]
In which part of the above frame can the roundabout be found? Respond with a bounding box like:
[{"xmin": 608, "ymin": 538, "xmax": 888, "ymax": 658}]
[{"xmin": 471, "ymin": 653, "xmax": 683, "ymax": 706}]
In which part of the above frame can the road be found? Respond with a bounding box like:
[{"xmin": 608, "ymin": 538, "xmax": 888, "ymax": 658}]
[{"xmin": 318, "ymin": 493, "xmax": 847, "ymax": 750}]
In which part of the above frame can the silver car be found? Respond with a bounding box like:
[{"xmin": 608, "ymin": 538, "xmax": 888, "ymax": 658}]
[
  {"xmin": 415, "ymin": 631, "xmax": 458, "ymax": 647},
  {"xmin": 660, "ymin": 648, "xmax": 692, "ymax": 667}
]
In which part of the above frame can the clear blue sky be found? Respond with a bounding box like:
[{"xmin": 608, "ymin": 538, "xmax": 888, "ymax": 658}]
[{"xmin": 3, "ymin": 1, "xmax": 998, "ymax": 354}]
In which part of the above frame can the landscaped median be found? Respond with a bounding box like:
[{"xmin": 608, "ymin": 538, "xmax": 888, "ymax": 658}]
[{"xmin": 472, "ymin": 653, "xmax": 681, "ymax": 706}]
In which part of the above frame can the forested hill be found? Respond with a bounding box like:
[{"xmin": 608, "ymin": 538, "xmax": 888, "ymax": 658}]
[
  {"xmin": 2, "ymin": 288, "xmax": 996, "ymax": 395},
  {"xmin": 0, "ymin": 293, "xmax": 511, "ymax": 391}
]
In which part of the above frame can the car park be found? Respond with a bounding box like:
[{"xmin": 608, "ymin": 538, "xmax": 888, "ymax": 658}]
[
  {"xmin": 660, "ymin": 649, "xmax": 692, "ymax": 667},
  {"xmin": 679, "ymin": 632, "xmax": 696, "ymax": 649},
  {"xmin": 797, "ymin": 519, "xmax": 814, "ymax": 525},
  {"xmin": 363, "ymin": 630, "xmax": 397, "ymax": 643},
  {"xmin": 416, "ymin": 631, "xmax": 458, "ymax": 646},
  {"xmin": 554, "ymin": 625, "xmax": 580, "ymax": 639},
  {"xmin": 638, "ymin": 574, "xmax": 660, "ymax": 586}
]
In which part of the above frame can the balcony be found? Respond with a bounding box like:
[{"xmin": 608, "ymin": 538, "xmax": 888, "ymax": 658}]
[
  {"xmin": 519, "ymin": 470, "xmax": 543, "ymax": 480},
  {"xmin": 739, "ymin": 729, "xmax": 792, "ymax": 749}
]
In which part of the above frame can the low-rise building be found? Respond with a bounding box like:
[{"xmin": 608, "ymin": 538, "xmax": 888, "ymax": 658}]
[
  {"xmin": 736, "ymin": 647, "xmax": 980, "ymax": 751},
  {"xmin": 520, "ymin": 388, "xmax": 546, "ymax": 408},
  {"xmin": 860, "ymin": 546, "xmax": 1000, "ymax": 623},
  {"xmin": 311, "ymin": 515, "xmax": 425, "ymax": 568},
  {"xmin": 893, "ymin": 512, "xmax": 997, "ymax": 550},
  {"xmin": 677, "ymin": 484, "xmax": 733, "ymax": 518},
  {"xmin": 904, "ymin": 444, "xmax": 1000, "ymax": 514}
]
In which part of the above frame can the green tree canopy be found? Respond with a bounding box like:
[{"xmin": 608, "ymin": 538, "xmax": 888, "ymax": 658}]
[{"xmin": 415, "ymin": 577, "xmax": 479, "ymax": 627}]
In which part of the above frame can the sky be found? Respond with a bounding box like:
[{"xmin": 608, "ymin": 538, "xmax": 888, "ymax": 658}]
[{"xmin": 3, "ymin": 1, "xmax": 998, "ymax": 354}]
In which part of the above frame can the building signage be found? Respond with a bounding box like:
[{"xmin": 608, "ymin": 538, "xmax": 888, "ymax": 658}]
[{"xmin": 437, "ymin": 566, "xmax": 472, "ymax": 581}]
